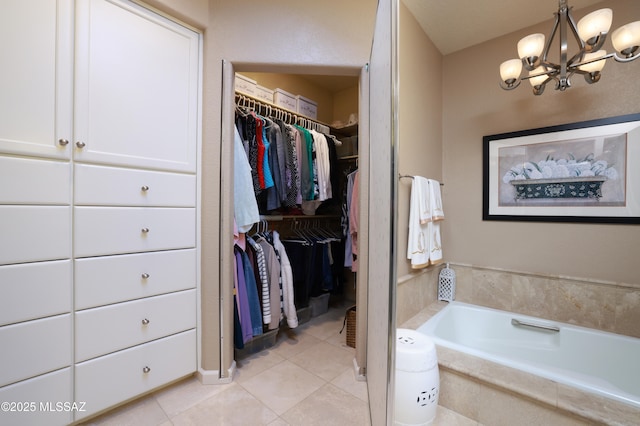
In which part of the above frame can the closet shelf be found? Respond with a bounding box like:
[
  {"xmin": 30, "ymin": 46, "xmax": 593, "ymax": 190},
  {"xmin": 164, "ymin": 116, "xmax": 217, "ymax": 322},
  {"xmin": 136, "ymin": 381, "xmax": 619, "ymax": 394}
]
[
  {"xmin": 260, "ymin": 214, "xmax": 341, "ymax": 221},
  {"xmin": 338, "ymin": 154, "xmax": 358, "ymax": 161},
  {"xmin": 331, "ymin": 123, "xmax": 358, "ymax": 137}
]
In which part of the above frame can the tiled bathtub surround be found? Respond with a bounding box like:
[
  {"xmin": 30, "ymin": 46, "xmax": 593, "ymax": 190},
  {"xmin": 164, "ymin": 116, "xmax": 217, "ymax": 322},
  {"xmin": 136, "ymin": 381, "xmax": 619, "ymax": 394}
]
[
  {"xmin": 401, "ymin": 303, "xmax": 640, "ymax": 426},
  {"xmin": 397, "ymin": 263, "xmax": 640, "ymax": 424},
  {"xmin": 451, "ymin": 264, "xmax": 640, "ymax": 338},
  {"xmin": 397, "ymin": 263, "xmax": 640, "ymax": 339}
]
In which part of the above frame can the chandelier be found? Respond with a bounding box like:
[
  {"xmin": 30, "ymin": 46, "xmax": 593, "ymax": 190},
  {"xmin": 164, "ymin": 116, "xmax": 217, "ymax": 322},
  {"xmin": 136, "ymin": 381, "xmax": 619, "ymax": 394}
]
[{"xmin": 499, "ymin": 0, "xmax": 640, "ymax": 95}]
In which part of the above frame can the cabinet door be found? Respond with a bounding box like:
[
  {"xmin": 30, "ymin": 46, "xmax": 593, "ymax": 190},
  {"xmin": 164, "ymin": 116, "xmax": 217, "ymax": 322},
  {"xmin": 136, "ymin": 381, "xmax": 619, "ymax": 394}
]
[
  {"xmin": 0, "ymin": 0, "xmax": 73, "ymax": 159},
  {"xmin": 74, "ymin": 0, "xmax": 200, "ymax": 172}
]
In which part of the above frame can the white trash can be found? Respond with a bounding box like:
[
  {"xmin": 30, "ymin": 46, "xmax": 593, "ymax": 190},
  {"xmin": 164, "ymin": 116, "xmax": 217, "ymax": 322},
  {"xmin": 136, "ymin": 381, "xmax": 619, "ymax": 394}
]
[{"xmin": 394, "ymin": 328, "xmax": 439, "ymax": 425}]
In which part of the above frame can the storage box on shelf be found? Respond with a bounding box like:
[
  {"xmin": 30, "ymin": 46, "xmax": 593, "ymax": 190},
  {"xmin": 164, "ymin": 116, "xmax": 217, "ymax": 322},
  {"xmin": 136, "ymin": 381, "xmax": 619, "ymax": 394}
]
[
  {"xmin": 235, "ymin": 73, "xmax": 257, "ymax": 96},
  {"xmin": 273, "ymin": 88, "xmax": 297, "ymax": 111},
  {"xmin": 296, "ymin": 95, "xmax": 318, "ymax": 119},
  {"xmin": 255, "ymin": 85, "xmax": 275, "ymax": 103}
]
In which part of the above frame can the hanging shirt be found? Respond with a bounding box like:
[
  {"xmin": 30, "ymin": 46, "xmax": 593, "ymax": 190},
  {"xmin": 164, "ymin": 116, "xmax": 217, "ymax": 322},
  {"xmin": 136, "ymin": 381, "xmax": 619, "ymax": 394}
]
[
  {"xmin": 311, "ymin": 130, "xmax": 332, "ymax": 201},
  {"xmin": 234, "ymin": 126, "xmax": 259, "ymax": 233},
  {"xmin": 234, "ymin": 247, "xmax": 254, "ymax": 343}
]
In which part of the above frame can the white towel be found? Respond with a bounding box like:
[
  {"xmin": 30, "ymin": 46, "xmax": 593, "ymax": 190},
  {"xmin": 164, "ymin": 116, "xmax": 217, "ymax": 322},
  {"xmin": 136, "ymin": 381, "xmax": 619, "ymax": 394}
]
[
  {"xmin": 427, "ymin": 179, "xmax": 444, "ymax": 265},
  {"xmin": 407, "ymin": 176, "xmax": 430, "ymax": 269}
]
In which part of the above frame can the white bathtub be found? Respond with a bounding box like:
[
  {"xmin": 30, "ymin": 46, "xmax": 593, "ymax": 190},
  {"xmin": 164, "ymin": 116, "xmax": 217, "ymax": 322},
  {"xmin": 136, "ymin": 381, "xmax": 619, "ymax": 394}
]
[{"xmin": 417, "ymin": 301, "xmax": 640, "ymax": 409}]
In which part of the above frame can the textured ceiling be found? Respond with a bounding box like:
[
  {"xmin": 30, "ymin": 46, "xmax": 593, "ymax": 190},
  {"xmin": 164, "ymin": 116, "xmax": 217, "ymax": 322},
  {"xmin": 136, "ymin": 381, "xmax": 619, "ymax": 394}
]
[{"xmin": 402, "ymin": 0, "xmax": 605, "ymax": 55}]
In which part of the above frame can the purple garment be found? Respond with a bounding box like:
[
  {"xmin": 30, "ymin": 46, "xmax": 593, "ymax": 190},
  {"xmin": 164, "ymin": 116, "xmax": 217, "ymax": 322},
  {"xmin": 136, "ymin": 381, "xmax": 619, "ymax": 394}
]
[{"xmin": 235, "ymin": 248, "xmax": 253, "ymax": 343}]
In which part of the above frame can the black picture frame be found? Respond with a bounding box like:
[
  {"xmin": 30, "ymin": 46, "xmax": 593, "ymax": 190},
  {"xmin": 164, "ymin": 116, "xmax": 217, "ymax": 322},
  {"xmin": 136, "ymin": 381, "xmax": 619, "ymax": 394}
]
[{"xmin": 483, "ymin": 113, "xmax": 640, "ymax": 224}]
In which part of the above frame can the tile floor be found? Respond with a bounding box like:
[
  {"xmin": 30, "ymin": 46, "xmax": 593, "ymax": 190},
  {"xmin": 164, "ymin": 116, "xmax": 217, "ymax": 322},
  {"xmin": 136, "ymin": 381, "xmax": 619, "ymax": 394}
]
[{"xmin": 81, "ymin": 299, "xmax": 473, "ymax": 425}]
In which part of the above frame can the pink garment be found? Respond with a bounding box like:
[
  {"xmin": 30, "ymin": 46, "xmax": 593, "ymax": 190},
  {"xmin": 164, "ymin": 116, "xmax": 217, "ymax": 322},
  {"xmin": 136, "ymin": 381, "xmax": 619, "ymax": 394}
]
[{"xmin": 349, "ymin": 171, "xmax": 359, "ymax": 272}]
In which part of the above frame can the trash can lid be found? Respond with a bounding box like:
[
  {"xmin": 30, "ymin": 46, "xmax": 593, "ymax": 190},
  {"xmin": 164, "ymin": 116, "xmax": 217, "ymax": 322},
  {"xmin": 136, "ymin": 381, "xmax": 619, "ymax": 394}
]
[{"xmin": 396, "ymin": 328, "xmax": 437, "ymax": 372}]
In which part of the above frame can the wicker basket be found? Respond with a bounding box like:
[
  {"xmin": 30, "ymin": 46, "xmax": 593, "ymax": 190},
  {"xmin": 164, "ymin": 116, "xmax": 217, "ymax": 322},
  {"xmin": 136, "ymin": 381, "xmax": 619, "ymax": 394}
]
[{"xmin": 340, "ymin": 305, "xmax": 357, "ymax": 348}]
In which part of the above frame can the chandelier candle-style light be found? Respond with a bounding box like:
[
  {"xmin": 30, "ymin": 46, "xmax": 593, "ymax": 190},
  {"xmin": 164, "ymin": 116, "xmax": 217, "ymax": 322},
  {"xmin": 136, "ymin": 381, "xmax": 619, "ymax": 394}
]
[{"xmin": 499, "ymin": 0, "xmax": 640, "ymax": 95}]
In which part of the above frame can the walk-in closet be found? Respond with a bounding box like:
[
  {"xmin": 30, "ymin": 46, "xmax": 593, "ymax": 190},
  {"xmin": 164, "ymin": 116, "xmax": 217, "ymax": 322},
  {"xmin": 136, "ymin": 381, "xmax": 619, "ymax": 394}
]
[{"xmin": 227, "ymin": 71, "xmax": 365, "ymax": 368}]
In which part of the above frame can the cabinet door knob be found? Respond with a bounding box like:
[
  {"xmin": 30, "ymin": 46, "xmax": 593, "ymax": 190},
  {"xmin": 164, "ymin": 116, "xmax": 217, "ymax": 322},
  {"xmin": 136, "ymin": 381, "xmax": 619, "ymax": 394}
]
[
  {"xmin": 143, "ymin": 366, "xmax": 151, "ymax": 374},
  {"xmin": 142, "ymin": 318, "xmax": 150, "ymax": 325},
  {"xmin": 141, "ymin": 228, "xmax": 150, "ymax": 233},
  {"xmin": 141, "ymin": 273, "xmax": 150, "ymax": 279},
  {"xmin": 58, "ymin": 139, "xmax": 69, "ymax": 146},
  {"xmin": 141, "ymin": 185, "xmax": 150, "ymax": 192},
  {"xmin": 75, "ymin": 141, "xmax": 86, "ymax": 148}
]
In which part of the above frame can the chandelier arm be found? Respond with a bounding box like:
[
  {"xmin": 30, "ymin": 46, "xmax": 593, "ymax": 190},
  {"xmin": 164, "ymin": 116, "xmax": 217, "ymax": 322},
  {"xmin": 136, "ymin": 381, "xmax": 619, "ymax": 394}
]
[
  {"xmin": 541, "ymin": 11, "xmax": 561, "ymax": 64},
  {"xmin": 571, "ymin": 52, "xmax": 615, "ymax": 71},
  {"xmin": 612, "ymin": 51, "xmax": 640, "ymax": 63}
]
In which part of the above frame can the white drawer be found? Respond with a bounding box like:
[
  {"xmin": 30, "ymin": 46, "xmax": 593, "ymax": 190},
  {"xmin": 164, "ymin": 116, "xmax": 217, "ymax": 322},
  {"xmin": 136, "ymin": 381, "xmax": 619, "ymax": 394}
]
[
  {"xmin": 75, "ymin": 249, "xmax": 196, "ymax": 310},
  {"xmin": 74, "ymin": 207, "xmax": 195, "ymax": 257},
  {"xmin": 75, "ymin": 330, "xmax": 196, "ymax": 420},
  {"xmin": 0, "ymin": 206, "xmax": 71, "ymax": 266},
  {"xmin": 0, "ymin": 314, "xmax": 71, "ymax": 387},
  {"xmin": 0, "ymin": 260, "xmax": 71, "ymax": 326},
  {"xmin": 75, "ymin": 289, "xmax": 196, "ymax": 362},
  {"xmin": 74, "ymin": 164, "xmax": 196, "ymax": 207},
  {"xmin": 0, "ymin": 156, "xmax": 71, "ymax": 205},
  {"xmin": 0, "ymin": 368, "xmax": 72, "ymax": 426}
]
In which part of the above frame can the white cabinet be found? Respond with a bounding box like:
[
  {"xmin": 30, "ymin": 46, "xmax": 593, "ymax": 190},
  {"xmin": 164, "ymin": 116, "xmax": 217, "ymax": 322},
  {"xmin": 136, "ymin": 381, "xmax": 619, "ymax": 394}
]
[
  {"xmin": 75, "ymin": 330, "xmax": 196, "ymax": 421},
  {"xmin": 0, "ymin": 0, "xmax": 73, "ymax": 159},
  {"xmin": 0, "ymin": 260, "xmax": 71, "ymax": 326},
  {"xmin": 75, "ymin": 249, "xmax": 196, "ymax": 310},
  {"xmin": 75, "ymin": 289, "xmax": 196, "ymax": 362},
  {"xmin": 0, "ymin": 4, "xmax": 74, "ymax": 414},
  {"xmin": 0, "ymin": 0, "xmax": 200, "ymax": 423},
  {"xmin": 74, "ymin": 207, "xmax": 196, "ymax": 257},
  {"xmin": 73, "ymin": 0, "xmax": 199, "ymax": 173},
  {"xmin": 0, "ymin": 314, "xmax": 72, "ymax": 388},
  {"xmin": 0, "ymin": 369, "xmax": 73, "ymax": 426},
  {"xmin": 74, "ymin": 164, "xmax": 197, "ymax": 207}
]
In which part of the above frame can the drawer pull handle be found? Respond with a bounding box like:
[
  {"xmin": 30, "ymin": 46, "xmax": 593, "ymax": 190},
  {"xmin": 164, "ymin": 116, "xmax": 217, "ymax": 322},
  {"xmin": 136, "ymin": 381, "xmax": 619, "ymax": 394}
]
[
  {"xmin": 58, "ymin": 139, "xmax": 69, "ymax": 146},
  {"xmin": 75, "ymin": 141, "xmax": 86, "ymax": 148},
  {"xmin": 143, "ymin": 366, "xmax": 151, "ymax": 374},
  {"xmin": 141, "ymin": 228, "xmax": 150, "ymax": 233},
  {"xmin": 142, "ymin": 318, "xmax": 150, "ymax": 325},
  {"xmin": 141, "ymin": 185, "xmax": 150, "ymax": 192},
  {"xmin": 141, "ymin": 273, "xmax": 150, "ymax": 279}
]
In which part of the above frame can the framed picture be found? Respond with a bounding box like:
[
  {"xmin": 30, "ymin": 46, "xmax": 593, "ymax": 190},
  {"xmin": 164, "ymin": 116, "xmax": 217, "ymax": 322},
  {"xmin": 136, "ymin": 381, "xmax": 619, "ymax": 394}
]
[{"xmin": 483, "ymin": 113, "xmax": 640, "ymax": 224}]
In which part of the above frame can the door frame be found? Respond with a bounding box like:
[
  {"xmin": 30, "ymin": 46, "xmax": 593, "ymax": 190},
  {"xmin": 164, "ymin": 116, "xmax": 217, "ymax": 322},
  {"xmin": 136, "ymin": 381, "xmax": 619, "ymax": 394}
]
[{"xmin": 218, "ymin": 62, "xmax": 372, "ymax": 382}]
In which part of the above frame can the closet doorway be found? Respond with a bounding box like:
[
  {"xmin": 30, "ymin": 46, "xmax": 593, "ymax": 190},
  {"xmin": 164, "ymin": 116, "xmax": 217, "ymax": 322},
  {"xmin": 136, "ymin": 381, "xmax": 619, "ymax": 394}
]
[{"xmin": 219, "ymin": 63, "xmax": 371, "ymax": 385}]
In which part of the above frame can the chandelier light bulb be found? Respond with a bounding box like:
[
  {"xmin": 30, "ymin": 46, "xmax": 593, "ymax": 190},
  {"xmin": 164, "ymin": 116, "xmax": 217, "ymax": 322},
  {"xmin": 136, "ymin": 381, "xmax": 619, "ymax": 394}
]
[
  {"xmin": 528, "ymin": 67, "xmax": 548, "ymax": 87},
  {"xmin": 578, "ymin": 50, "xmax": 607, "ymax": 73},
  {"xmin": 577, "ymin": 8, "xmax": 612, "ymax": 42},
  {"xmin": 612, "ymin": 21, "xmax": 640, "ymax": 56},
  {"xmin": 500, "ymin": 59, "xmax": 523, "ymax": 84},
  {"xmin": 517, "ymin": 33, "xmax": 545, "ymax": 60}
]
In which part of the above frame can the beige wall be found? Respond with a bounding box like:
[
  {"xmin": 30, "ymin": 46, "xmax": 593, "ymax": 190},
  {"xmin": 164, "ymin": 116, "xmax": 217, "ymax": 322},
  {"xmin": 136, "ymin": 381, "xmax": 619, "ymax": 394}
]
[
  {"xmin": 139, "ymin": 0, "xmax": 377, "ymax": 375},
  {"xmin": 442, "ymin": 0, "xmax": 640, "ymax": 285},
  {"xmin": 206, "ymin": 0, "xmax": 377, "ymax": 374},
  {"xmin": 397, "ymin": 2, "xmax": 443, "ymax": 279}
]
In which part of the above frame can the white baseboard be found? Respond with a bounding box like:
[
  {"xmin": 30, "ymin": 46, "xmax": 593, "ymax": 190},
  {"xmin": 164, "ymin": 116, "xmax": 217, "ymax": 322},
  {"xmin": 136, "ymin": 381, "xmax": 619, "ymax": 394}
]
[{"xmin": 196, "ymin": 361, "xmax": 236, "ymax": 385}]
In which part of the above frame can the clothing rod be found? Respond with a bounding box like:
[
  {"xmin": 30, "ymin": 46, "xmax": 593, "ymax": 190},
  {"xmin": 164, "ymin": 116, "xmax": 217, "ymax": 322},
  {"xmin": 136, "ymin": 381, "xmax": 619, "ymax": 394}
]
[
  {"xmin": 399, "ymin": 174, "xmax": 444, "ymax": 185},
  {"xmin": 235, "ymin": 92, "xmax": 331, "ymax": 132}
]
